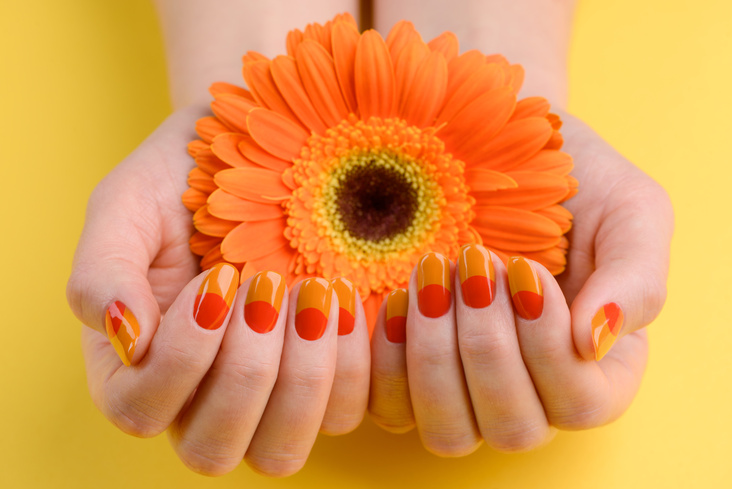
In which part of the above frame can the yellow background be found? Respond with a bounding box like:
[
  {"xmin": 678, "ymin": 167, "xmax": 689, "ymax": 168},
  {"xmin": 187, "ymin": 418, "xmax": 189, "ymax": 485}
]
[{"xmin": 1, "ymin": 0, "xmax": 730, "ymax": 487}]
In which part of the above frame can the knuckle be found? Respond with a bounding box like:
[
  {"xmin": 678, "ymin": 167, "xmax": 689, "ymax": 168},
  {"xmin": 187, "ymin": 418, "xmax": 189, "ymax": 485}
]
[
  {"xmin": 320, "ymin": 411, "xmax": 364, "ymax": 436},
  {"xmin": 286, "ymin": 363, "xmax": 334, "ymax": 391},
  {"xmin": 546, "ymin": 396, "xmax": 607, "ymax": 430},
  {"xmin": 409, "ymin": 342, "xmax": 457, "ymax": 369},
  {"xmin": 175, "ymin": 435, "xmax": 240, "ymax": 477},
  {"xmin": 420, "ymin": 427, "xmax": 482, "ymax": 457},
  {"xmin": 153, "ymin": 341, "xmax": 210, "ymax": 378},
  {"xmin": 459, "ymin": 328, "xmax": 516, "ymax": 367},
  {"xmin": 105, "ymin": 392, "xmax": 170, "ymax": 438},
  {"xmin": 211, "ymin": 358, "xmax": 278, "ymax": 396},
  {"xmin": 483, "ymin": 418, "xmax": 549, "ymax": 453},
  {"xmin": 245, "ymin": 450, "xmax": 308, "ymax": 478}
]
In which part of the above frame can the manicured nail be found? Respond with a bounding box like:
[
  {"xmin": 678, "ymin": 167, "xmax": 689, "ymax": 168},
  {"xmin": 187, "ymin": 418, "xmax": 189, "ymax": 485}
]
[
  {"xmin": 458, "ymin": 244, "xmax": 495, "ymax": 308},
  {"xmin": 507, "ymin": 257, "xmax": 543, "ymax": 320},
  {"xmin": 417, "ymin": 252, "xmax": 452, "ymax": 318},
  {"xmin": 295, "ymin": 278, "xmax": 333, "ymax": 340},
  {"xmin": 331, "ymin": 277, "xmax": 356, "ymax": 335},
  {"xmin": 592, "ymin": 302, "xmax": 624, "ymax": 361},
  {"xmin": 244, "ymin": 271, "xmax": 286, "ymax": 333},
  {"xmin": 105, "ymin": 301, "xmax": 140, "ymax": 366},
  {"xmin": 385, "ymin": 288, "xmax": 408, "ymax": 343},
  {"xmin": 193, "ymin": 263, "xmax": 239, "ymax": 330}
]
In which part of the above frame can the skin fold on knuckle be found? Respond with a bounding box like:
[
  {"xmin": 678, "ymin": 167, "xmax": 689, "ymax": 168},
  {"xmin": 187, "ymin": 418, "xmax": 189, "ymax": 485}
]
[
  {"xmin": 369, "ymin": 368, "xmax": 415, "ymax": 432},
  {"xmin": 481, "ymin": 417, "xmax": 550, "ymax": 453},
  {"xmin": 245, "ymin": 446, "xmax": 309, "ymax": 478},
  {"xmin": 208, "ymin": 358, "xmax": 279, "ymax": 399},
  {"xmin": 458, "ymin": 327, "xmax": 517, "ymax": 369},
  {"xmin": 419, "ymin": 425, "xmax": 482, "ymax": 458},
  {"xmin": 104, "ymin": 390, "xmax": 171, "ymax": 438},
  {"xmin": 545, "ymin": 392, "xmax": 609, "ymax": 430},
  {"xmin": 320, "ymin": 409, "xmax": 365, "ymax": 436},
  {"xmin": 172, "ymin": 432, "xmax": 242, "ymax": 477}
]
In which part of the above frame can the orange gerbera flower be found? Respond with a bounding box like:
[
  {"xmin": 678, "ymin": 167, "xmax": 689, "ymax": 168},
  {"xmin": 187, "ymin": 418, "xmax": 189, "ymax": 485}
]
[{"xmin": 183, "ymin": 13, "xmax": 577, "ymax": 330}]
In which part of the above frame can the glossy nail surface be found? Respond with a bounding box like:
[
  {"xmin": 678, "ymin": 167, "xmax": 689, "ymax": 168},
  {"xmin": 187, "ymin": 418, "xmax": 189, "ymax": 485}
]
[
  {"xmin": 295, "ymin": 278, "xmax": 333, "ymax": 340},
  {"xmin": 458, "ymin": 244, "xmax": 495, "ymax": 308},
  {"xmin": 417, "ymin": 252, "xmax": 451, "ymax": 318},
  {"xmin": 332, "ymin": 277, "xmax": 356, "ymax": 335},
  {"xmin": 245, "ymin": 271, "xmax": 286, "ymax": 333},
  {"xmin": 385, "ymin": 288, "xmax": 408, "ymax": 343},
  {"xmin": 592, "ymin": 302, "xmax": 624, "ymax": 360},
  {"xmin": 193, "ymin": 263, "xmax": 239, "ymax": 330},
  {"xmin": 105, "ymin": 301, "xmax": 140, "ymax": 366},
  {"xmin": 508, "ymin": 257, "xmax": 544, "ymax": 320}
]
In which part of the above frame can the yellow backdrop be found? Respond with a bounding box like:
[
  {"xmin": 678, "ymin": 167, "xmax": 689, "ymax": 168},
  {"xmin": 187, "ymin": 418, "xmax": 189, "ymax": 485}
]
[{"xmin": 1, "ymin": 1, "xmax": 730, "ymax": 487}]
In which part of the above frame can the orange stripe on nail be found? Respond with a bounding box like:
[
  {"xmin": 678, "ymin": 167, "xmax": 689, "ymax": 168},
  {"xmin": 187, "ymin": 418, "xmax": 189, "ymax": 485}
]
[
  {"xmin": 194, "ymin": 263, "xmax": 239, "ymax": 330},
  {"xmin": 245, "ymin": 271, "xmax": 285, "ymax": 333},
  {"xmin": 418, "ymin": 253, "xmax": 451, "ymax": 317},
  {"xmin": 508, "ymin": 257, "xmax": 543, "ymax": 320},
  {"xmin": 105, "ymin": 301, "xmax": 139, "ymax": 366},
  {"xmin": 592, "ymin": 302, "xmax": 624, "ymax": 360},
  {"xmin": 385, "ymin": 288, "xmax": 408, "ymax": 343},
  {"xmin": 295, "ymin": 278, "xmax": 332, "ymax": 340},
  {"xmin": 458, "ymin": 244, "xmax": 495, "ymax": 308},
  {"xmin": 332, "ymin": 277, "xmax": 356, "ymax": 336}
]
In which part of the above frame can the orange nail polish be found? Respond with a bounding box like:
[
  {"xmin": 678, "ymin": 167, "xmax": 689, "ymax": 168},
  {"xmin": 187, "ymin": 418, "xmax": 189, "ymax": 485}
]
[
  {"xmin": 417, "ymin": 252, "xmax": 452, "ymax": 318},
  {"xmin": 458, "ymin": 244, "xmax": 495, "ymax": 308},
  {"xmin": 507, "ymin": 257, "xmax": 543, "ymax": 320},
  {"xmin": 385, "ymin": 288, "xmax": 408, "ymax": 343},
  {"xmin": 193, "ymin": 263, "xmax": 239, "ymax": 330},
  {"xmin": 331, "ymin": 277, "xmax": 356, "ymax": 336},
  {"xmin": 295, "ymin": 278, "xmax": 333, "ymax": 340},
  {"xmin": 244, "ymin": 271, "xmax": 286, "ymax": 333},
  {"xmin": 592, "ymin": 303, "xmax": 624, "ymax": 360},
  {"xmin": 105, "ymin": 301, "xmax": 140, "ymax": 366}
]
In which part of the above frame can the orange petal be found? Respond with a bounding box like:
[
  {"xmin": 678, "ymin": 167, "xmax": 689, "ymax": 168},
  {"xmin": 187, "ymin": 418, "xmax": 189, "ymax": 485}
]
[
  {"xmin": 208, "ymin": 189, "xmax": 284, "ymax": 221},
  {"xmin": 238, "ymin": 136, "xmax": 292, "ymax": 172},
  {"xmin": 195, "ymin": 148, "xmax": 232, "ymax": 175},
  {"xmin": 544, "ymin": 129, "xmax": 564, "ymax": 150},
  {"xmin": 438, "ymin": 62, "xmax": 506, "ymax": 125},
  {"xmin": 304, "ymin": 22, "xmax": 331, "ymax": 53},
  {"xmin": 508, "ymin": 64, "xmax": 525, "ymax": 95},
  {"xmin": 221, "ymin": 218, "xmax": 289, "ymax": 262},
  {"xmin": 242, "ymin": 60, "xmax": 304, "ymax": 127},
  {"xmin": 522, "ymin": 246, "xmax": 567, "ymax": 275},
  {"xmin": 190, "ymin": 231, "xmax": 221, "ymax": 256},
  {"xmin": 214, "ymin": 167, "xmax": 291, "ymax": 203},
  {"xmin": 536, "ymin": 204, "xmax": 573, "ymax": 233},
  {"xmin": 271, "ymin": 55, "xmax": 328, "ymax": 134},
  {"xmin": 331, "ymin": 21, "xmax": 360, "ymax": 114},
  {"xmin": 547, "ymin": 113, "xmax": 562, "ymax": 130},
  {"xmin": 385, "ymin": 20, "xmax": 422, "ymax": 62},
  {"xmin": 200, "ymin": 244, "xmax": 224, "ymax": 270},
  {"xmin": 210, "ymin": 94, "xmax": 256, "ymax": 134},
  {"xmin": 516, "ymin": 150, "xmax": 573, "ymax": 175},
  {"xmin": 473, "ymin": 171, "xmax": 572, "ymax": 211},
  {"xmin": 209, "ymin": 82, "xmax": 255, "ymax": 102},
  {"xmin": 333, "ymin": 12, "xmax": 358, "ymax": 28},
  {"xmin": 187, "ymin": 139, "xmax": 208, "ymax": 158},
  {"xmin": 182, "ymin": 188, "xmax": 208, "ymax": 212},
  {"xmin": 465, "ymin": 169, "xmax": 518, "ymax": 192},
  {"xmin": 242, "ymin": 50, "xmax": 269, "ymax": 64},
  {"xmin": 296, "ymin": 40, "xmax": 350, "ymax": 127},
  {"xmin": 193, "ymin": 206, "xmax": 239, "ymax": 237},
  {"xmin": 247, "ymin": 245, "xmax": 297, "ymax": 276},
  {"xmin": 510, "ymin": 96, "xmax": 551, "ymax": 121},
  {"xmin": 196, "ymin": 116, "xmax": 230, "ymax": 144},
  {"xmin": 363, "ymin": 293, "xmax": 383, "ymax": 337},
  {"xmin": 472, "ymin": 206, "xmax": 562, "ymax": 252},
  {"xmin": 239, "ymin": 262, "xmax": 259, "ymax": 284},
  {"xmin": 247, "ymin": 107, "xmax": 309, "ymax": 161},
  {"xmin": 394, "ymin": 39, "xmax": 430, "ymax": 113},
  {"xmin": 475, "ymin": 117, "xmax": 553, "ymax": 172},
  {"xmin": 211, "ymin": 133, "xmax": 252, "ymax": 168},
  {"xmin": 445, "ymin": 50, "xmax": 487, "ymax": 97},
  {"xmin": 286, "ymin": 28, "xmax": 305, "ymax": 57},
  {"xmin": 355, "ymin": 30, "xmax": 396, "ymax": 120},
  {"xmin": 400, "ymin": 51, "xmax": 448, "ymax": 128},
  {"xmin": 188, "ymin": 167, "xmax": 217, "ymax": 193},
  {"xmin": 427, "ymin": 31, "xmax": 458, "ymax": 62}
]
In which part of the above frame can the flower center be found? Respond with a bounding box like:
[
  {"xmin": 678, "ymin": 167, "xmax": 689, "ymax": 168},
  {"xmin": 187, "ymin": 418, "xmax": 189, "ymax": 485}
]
[{"xmin": 334, "ymin": 154, "xmax": 417, "ymax": 242}]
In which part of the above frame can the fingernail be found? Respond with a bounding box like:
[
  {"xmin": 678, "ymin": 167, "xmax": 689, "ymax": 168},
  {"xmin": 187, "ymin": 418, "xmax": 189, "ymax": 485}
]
[
  {"xmin": 458, "ymin": 244, "xmax": 495, "ymax": 308},
  {"xmin": 508, "ymin": 257, "xmax": 543, "ymax": 320},
  {"xmin": 592, "ymin": 302, "xmax": 624, "ymax": 361},
  {"xmin": 295, "ymin": 278, "xmax": 333, "ymax": 340},
  {"xmin": 244, "ymin": 271, "xmax": 286, "ymax": 334},
  {"xmin": 385, "ymin": 288, "xmax": 408, "ymax": 343},
  {"xmin": 193, "ymin": 263, "xmax": 239, "ymax": 330},
  {"xmin": 105, "ymin": 301, "xmax": 140, "ymax": 366},
  {"xmin": 417, "ymin": 252, "xmax": 451, "ymax": 318},
  {"xmin": 331, "ymin": 277, "xmax": 356, "ymax": 336}
]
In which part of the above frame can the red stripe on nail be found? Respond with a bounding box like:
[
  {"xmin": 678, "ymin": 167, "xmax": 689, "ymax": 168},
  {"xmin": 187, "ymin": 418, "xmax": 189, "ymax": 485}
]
[
  {"xmin": 337, "ymin": 308, "xmax": 355, "ymax": 336},
  {"xmin": 604, "ymin": 302, "xmax": 622, "ymax": 335},
  {"xmin": 295, "ymin": 308, "xmax": 328, "ymax": 340},
  {"xmin": 418, "ymin": 284, "xmax": 451, "ymax": 318},
  {"xmin": 385, "ymin": 316, "xmax": 407, "ymax": 343},
  {"xmin": 512, "ymin": 290, "xmax": 544, "ymax": 320},
  {"xmin": 245, "ymin": 300, "xmax": 279, "ymax": 334},
  {"xmin": 461, "ymin": 276, "xmax": 495, "ymax": 308},
  {"xmin": 194, "ymin": 293, "xmax": 230, "ymax": 330}
]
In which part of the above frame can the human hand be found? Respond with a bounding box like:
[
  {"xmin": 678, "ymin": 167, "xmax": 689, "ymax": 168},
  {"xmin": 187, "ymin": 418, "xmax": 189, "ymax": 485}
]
[{"xmin": 67, "ymin": 109, "xmax": 370, "ymax": 476}]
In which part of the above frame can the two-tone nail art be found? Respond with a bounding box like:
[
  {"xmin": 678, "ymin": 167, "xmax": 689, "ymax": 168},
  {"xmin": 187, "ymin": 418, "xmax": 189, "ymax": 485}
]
[
  {"xmin": 193, "ymin": 263, "xmax": 239, "ymax": 330},
  {"xmin": 507, "ymin": 256, "xmax": 544, "ymax": 320},
  {"xmin": 417, "ymin": 252, "xmax": 452, "ymax": 318},
  {"xmin": 244, "ymin": 271, "xmax": 286, "ymax": 333},
  {"xmin": 332, "ymin": 277, "xmax": 356, "ymax": 336},
  {"xmin": 105, "ymin": 301, "xmax": 140, "ymax": 366},
  {"xmin": 385, "ymin": 288, "xmax": 408, "ymax": 343},
  {"xmin": 592, "ymin": 302, "xmax": 624, "ymax": 360},
  {"xmin": 295, "ymin": 278, "xmax": 333, "ymax": 340},
  {"xmin": 458, "ymin": 244, "xmax": 495, "ymax": 308}
]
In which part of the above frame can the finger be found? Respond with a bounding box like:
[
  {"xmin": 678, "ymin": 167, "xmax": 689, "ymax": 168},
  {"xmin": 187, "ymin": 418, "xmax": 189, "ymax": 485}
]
[
  {"xmin": 369, "ymin": 288, "xmax": 415, "ymax": 433},
  {"xmin": 83, "ymin": 263, "xmax": 239, "ymax": 438},
  {"xmin": 455, "ymin": 245, "xmax": 552, "ymax": 452},
  {"xmin": 406, "ymin": 252, "xmax": 482, "ymax": 457},
  {"xmin": 244, "ymin": 278, "xmax": 338, "ymax": 477},
  {"xmin": 169, "ymin": 271, "xmax": 287, "ymax": 476},
  {"xmin": 511, "ymin": 257, "xmax": 649, "ymax": 429},
  {"xmin": 570, "ymin": 180, "xmax": 673, "ymax": 360},
  {"xmin": 320, "ymin": 278, "xmax": 370, "ymax": 435}
]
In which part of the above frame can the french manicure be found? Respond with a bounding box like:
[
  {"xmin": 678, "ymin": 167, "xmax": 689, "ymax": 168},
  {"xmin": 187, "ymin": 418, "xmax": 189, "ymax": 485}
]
[
  {"xmin": 331, "ymin": 277, "xmax": 356, "ymax": 336},
  {"xmin": 244, "ymin": 271, "xmax": 286, "ymax": 333},
  {"xmin": 592, "ymin": 302, "xmax": 624, "ymax": 361},
  {"xmin": 295, "ymin": 278, "xmax": 333, "ymax": 340},
  {"xmin": 507, "ymin": 256, "xmax": 544, "ymax": 320},
  {"xmin": 417, "ymin": 252, "xmax": 451, "ymax": 318},
  {"xmin": 458, "ymin": 244, "xmax": 495, "ymax": 308},
  {"xmin": 385, "ymin": 288, "xmax": 408, "ymax": 343},
  {"xmin": 105, "ymin": 301, "xmax": 140, "ymax": 366},
  {"xmin": 193, "ymin": 263, "xmax": 239, "ymax": 330}
]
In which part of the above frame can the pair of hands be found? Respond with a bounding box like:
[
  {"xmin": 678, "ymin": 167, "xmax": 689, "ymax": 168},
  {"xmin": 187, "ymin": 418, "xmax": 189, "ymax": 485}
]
[{"xmin": 67, "ymin": 105, "xmax": 673, "ymax": 476}]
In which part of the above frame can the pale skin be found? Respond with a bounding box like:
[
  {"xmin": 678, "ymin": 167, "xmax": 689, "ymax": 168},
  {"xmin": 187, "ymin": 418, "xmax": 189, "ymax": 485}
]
[{"xmin": 67, "ymin": 0, "xmax": 674, "ymax": 476}]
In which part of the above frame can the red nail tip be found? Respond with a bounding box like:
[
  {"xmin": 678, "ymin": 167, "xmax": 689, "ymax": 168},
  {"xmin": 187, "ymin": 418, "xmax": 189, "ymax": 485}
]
[
  {"xmin": 512, "ymin": 290, "xmax": 544, "ymax": 320},
  {"xmin": 385, "ymin": 316, "xmax": 407, "ymax": 343},
  {"xmin": 418, "ymin": 284, "xmax": 451, "ymax": 318},
  {"xmin": 244, "ymin": 301, "xmax": 279, "ymax": 334},
  {"xmin": 604, "ymin": 302, "xmax": 622, "ymax": 335},
  {"xmin": 194, "ymin": 293, "xmax": 230, "ymax": 330},
  {"xmin": 337, "ymin": 308, "xmax": 355, "ymax": 336},
  {"xmin": 461, "ymin": 276, "xmax": 495, "ymax": 308},
  {"xmin": 296, "ymin": 308, "xmax": 328, "ymax": 340}
]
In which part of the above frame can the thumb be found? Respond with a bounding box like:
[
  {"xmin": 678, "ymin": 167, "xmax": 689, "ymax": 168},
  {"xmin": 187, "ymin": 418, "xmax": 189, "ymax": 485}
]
[
  {"xmin": 571, "ymin": 182, "xmax": 674, "ymax": 361},
  {"xmin": 67, "ymin": 171, "xmax": 163, "ymax": 367}
]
